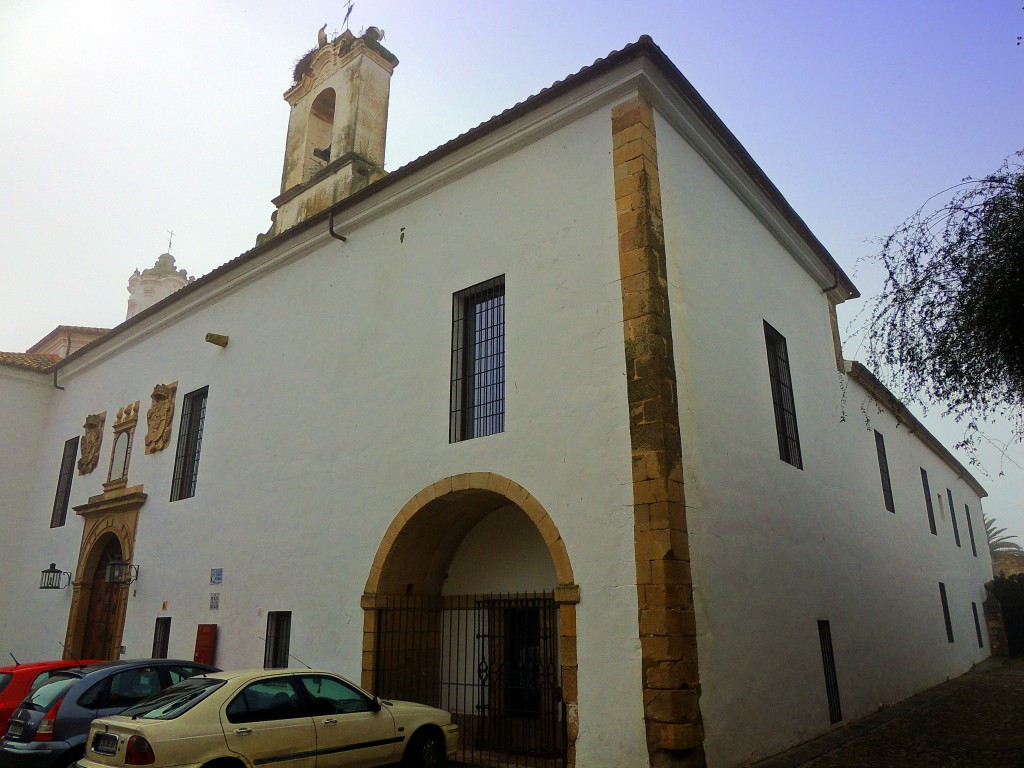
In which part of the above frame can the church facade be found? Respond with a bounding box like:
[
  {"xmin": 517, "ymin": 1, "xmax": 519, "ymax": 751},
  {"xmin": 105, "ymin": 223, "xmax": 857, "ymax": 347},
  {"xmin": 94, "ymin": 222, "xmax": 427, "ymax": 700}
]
[{"xmin": 0, "ymin": 32, "xmax": 992, "ymax": 768}]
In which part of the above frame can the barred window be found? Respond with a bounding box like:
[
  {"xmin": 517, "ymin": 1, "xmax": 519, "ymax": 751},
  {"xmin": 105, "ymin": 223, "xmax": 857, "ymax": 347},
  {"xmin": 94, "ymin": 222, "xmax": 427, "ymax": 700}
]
[
  {"xmin": 51, "ymin": 437, "xmax": 79, "ymax": 528},
  {"xmin": 874, "ymin": 430, "xmax": 895, "ymax": 513},
  {"xmin": 965, "ymin": 504, "xmax": 978, "ymax": 557},
  {"xmin": 939, "ymin": 582, "xmax": 954, "ymax": 643},
  {"xmin": 171, "ymin": 387, "xmax": 209, "ymax": 502},
  {"xmin": 817, "ymin": 620, "xmax": 842, "ymax": 724},
  {"xmin": 763, "ymin": 321, "xmax": 802, "ymax": 468},
  {"xmin": 947, "ymin": 489, "xmax": 961, "ymax": 547},
  {"xmin": 264, "ymin": 611, "xmax": 292, "ymax": 669},
  {"xmin": 921, "ymin": 468, "xmax": 937, "ymax": 535},
  {"xmin": 450, "ymin": 276, "xmax": 505, "ymax": 442}
]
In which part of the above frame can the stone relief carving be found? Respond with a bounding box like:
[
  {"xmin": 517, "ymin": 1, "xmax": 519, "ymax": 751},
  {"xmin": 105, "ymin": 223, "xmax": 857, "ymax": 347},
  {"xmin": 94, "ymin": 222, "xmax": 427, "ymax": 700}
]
[
  {"xmin": 77, "ymin": 412, "xmax": 106, "ymax": 475},
  {"xmin": 144, "ymin": 382, "xmax": 178, "ymax": 455},
  {"xmin": 106, "ymin": 401, "xmax": 140, "ymax": 487}
]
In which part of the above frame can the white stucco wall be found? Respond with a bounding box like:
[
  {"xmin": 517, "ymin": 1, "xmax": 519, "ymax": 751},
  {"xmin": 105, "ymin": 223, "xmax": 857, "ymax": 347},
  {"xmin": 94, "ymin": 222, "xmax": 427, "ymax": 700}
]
[
  {"xmin": 0, "ymin": 106, "xmax": 649, "ymax": 767},
  {"xmin": 0, "ymin": 368, "xmax": 56, "ymax": 651},
  {"xmin": 655, "ymin": 110, "xmax": 991, "ymax": 767}
]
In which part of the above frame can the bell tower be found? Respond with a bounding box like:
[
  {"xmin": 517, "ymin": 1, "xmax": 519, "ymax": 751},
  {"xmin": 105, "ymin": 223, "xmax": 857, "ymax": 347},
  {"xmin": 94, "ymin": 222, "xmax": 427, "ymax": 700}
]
[{"xmin": 265, "ymin": 26, "xmax": 398, "ymax": 239}]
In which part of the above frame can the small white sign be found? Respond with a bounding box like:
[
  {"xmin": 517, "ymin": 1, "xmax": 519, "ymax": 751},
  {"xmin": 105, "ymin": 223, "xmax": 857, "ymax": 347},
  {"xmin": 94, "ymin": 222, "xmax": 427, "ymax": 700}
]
[
  {"xmin": 210, "ymin": 568, "xmax": 223, "ymax": 585},
  {"xmin": 210, "ymin": 592, "xmax": 220, "ymax": 610}
]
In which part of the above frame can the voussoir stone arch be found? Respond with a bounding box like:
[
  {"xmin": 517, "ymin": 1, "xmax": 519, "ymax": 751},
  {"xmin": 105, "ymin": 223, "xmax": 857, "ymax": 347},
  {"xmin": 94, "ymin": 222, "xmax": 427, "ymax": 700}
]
[{"xmin": 363, "ymin": 471, "xmax": 575, "ymax": 595}]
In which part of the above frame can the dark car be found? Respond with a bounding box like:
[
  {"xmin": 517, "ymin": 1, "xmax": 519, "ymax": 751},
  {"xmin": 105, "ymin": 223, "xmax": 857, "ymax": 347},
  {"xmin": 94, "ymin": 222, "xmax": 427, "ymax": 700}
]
[
  {"xmin": 0, "ymin": 660, "xmax": 217, "ymax": 768},
  {"xmin": 0, "ymin": 662, "xmax": 103, "ymax": 736}
]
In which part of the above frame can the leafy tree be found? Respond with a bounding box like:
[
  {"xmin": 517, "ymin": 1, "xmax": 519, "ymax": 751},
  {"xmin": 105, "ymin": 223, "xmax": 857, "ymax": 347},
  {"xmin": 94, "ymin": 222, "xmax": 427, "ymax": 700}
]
[
  {"xmin": 985, "ymin": 512, "xmax": 1024, "ymax": 554},
  {"xmin": 862, "ymin": 150, "xmax": 1024, "ymax": 457}
]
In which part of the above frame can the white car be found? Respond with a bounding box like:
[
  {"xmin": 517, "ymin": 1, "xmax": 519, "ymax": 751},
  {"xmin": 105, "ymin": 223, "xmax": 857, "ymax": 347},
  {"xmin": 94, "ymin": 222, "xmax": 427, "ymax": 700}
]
[{"xmin": 75, "ymin": 669, "xmax": 458, "ymax": 768}]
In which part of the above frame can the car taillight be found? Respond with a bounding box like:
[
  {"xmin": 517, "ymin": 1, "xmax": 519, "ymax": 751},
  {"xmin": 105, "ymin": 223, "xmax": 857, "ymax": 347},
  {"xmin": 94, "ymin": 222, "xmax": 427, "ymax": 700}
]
[
  {"xmin": 125, "ymin": 735, "xmax": 155, "ymax": 765},
  {"xmin": 33, "ymin": 698, "xmax": 63, "ymax": 741}
]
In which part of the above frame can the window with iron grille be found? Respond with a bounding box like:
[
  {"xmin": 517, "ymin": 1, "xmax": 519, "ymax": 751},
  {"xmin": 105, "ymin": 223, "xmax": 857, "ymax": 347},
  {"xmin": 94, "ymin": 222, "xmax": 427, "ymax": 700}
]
[
  {"xmin": 264, "ymin": 611, "xmax": 292, "ymax": 669},
  {"xmin": 920, "ymin": 468, "xmax": 937, "ymax": 535},
  {"xmin": 817, "ymin": 620, "xmax": 842, "ymax": 724},
  {"xmin": 450, "ymin": 276, "xmax": 505, "ymax": 442},
  {"xmin": 170, "ymin": 386, "xmax": 209, "ymax": 502},
  {"xmin": 938, "ymin": 583, "xmax": 954, "ymax": 643},
  {"xmin": 972, "ymin": 602, "xmax": 984, "ymax": 648},
  {"xmin": 965, "ymin": 504, "xmax": 978, "ymax": 557},
  {"xmin": 51, "ymin": 437, "xmax": 79, "ymax": 528},
  {"xmin": 874, "ymin": 430, "xmax": 894, "ymax": 513},
  {"xmin": 763, "ymin": 321, "xmax": 802, "ymax": 468},
  {"xmin": 152, "ymin": 617, "xmax": 171, "ymax": 659},
  {"xmin": 947, "ymin": 489, "xmax": 961, "ymax": 547}
]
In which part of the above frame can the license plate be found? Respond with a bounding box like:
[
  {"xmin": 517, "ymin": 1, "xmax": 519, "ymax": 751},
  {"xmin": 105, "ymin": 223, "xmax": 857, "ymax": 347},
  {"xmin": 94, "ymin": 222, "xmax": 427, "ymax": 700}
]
[
  {"xmin": 6, "ymin": 722, "xmax": 23, "ymax": 738},
  {"xmin": 93, "ymin": 733, "xmax": 119, "ymax": 755}
]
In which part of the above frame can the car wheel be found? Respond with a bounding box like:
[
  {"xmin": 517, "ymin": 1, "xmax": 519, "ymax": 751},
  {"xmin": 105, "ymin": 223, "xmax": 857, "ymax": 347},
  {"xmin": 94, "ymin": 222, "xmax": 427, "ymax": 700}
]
[{"xmin": 402, "ymin": 729, "xmax": 444, "ymax": 768}]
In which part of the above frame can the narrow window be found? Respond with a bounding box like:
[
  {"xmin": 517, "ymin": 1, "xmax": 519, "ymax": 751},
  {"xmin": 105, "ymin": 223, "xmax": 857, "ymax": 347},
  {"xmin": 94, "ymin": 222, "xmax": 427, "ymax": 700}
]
[
  {"xmin": 450, "ymin": 276, "xmax": 505, "ymax": 442},
  {"xmin": 874, "ymin": 430, "xmax": 895, "ymax": 512},
  {"xmin": 817, "ymin": 620, "xmax": 842, "ymax": 724},
  {"xmin": 971, "ymin": 602, "xmax": 984, "ymax": 648},
  {"xmin": 170, "ymin": 386, "xmax": 209, "ymax": 502},
  {"xmin": 939, "ymin": 583, "xmax": 954, "ymax": 643},
  {"xmin": 921, "ymin": 468, "xmax": 937, "ymax": 535},
  {"xmin": 152, "ymin": 617, "xmax": 171, "ymax": 659},
  {"xmin": 264, "ymin": 611, "xmax": 292, "ymax": 669},
  {"xmin": 763, "ymin": 321, "xmax": 802, "ymax": 468},
  {"xmin": 965, "ymin": 504, "xmax": 978, "ymax": 557},
  {"xmin": 51, "ymin": 437, "xmax": 79, "ymax": 528},
  {"xmin": 946, "ymin": 489, "xmax": 961, "ymax": 547}
]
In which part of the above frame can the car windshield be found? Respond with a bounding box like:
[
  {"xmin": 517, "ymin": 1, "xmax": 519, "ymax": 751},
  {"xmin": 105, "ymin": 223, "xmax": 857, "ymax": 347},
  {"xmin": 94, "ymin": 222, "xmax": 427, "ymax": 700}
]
[
  {"xmin": 121, "ymin": 678, "xmax": 225, "ymax": 720},
  {"xmin": 0, "ymin": 673, "xmax": 11, "ymax": 694},
  {"xmin": 22, "ymin": 674, "xmax": 78, "ymax": 711}
]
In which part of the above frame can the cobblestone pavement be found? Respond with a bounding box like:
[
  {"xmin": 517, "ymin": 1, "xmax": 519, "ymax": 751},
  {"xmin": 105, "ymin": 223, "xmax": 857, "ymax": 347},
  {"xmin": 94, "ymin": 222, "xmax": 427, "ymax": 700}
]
[{"xmin": 753, "ymin": 658, "xmax": 1024, "ymax": 768}]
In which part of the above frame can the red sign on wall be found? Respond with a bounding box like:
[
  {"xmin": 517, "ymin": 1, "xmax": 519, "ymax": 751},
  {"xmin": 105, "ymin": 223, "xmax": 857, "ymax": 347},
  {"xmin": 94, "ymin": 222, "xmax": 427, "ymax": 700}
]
[{"xmin": 194, "ymin": 624, "xmax": 218, "ymax": 665}]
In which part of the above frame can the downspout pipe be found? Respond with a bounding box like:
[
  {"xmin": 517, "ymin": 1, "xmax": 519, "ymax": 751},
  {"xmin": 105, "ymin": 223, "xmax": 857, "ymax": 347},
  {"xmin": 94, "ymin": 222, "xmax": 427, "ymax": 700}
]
[{"xmin": 328, "ymin": 209, "xmax": 347, "ymax": 242}]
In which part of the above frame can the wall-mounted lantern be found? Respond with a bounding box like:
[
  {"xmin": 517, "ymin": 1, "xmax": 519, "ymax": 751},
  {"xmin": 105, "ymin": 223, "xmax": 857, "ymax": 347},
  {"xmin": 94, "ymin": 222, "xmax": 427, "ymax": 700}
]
[
  {"xmin": 39, "ymin": 563, "xmax": 71, "ymax": 590},
  {"xmin": 105, "ymin": 560, "xmax": 139, "ymax": 585}
]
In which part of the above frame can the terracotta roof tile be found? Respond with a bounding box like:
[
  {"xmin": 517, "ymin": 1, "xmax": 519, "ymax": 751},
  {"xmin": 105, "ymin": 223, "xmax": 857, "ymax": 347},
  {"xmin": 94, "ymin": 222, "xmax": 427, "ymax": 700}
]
[{"xmin": 0, "ymin": 352, "xmax": 60, "ymax": 372}]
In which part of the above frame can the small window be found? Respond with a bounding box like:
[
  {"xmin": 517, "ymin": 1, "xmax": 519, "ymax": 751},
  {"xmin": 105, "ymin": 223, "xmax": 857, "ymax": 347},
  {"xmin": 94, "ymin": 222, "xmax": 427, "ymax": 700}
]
[
  {"xmin": 107, "ymin": 430, "xmax": 133, "ymax": 484},
  {"xmin": 972, "ymin": 602, "xmax": 984, "ymax": 648},
  {"xmin": 763, "ymin": 321, "xmax": 802, "ymax": 468},
  {"xmin": 965, "ymin": 504, "xmax": 978, "ymax": 557},
  {"xmin": 874, "ymin": 430, "xmax": 894, "ymax": 513},
  {"xmin": 152, "ymin": 617, "xmax": 172, "ymax": 659},
  {"xmin": 921, "ymin": 468, "xmax": 937, "ymax": 535},
  {"xmin": 227, "ymin": 677, "xmax": 302, "ymax": 723},
  {"xmin": 51, "ymin": 437, "xmax": 79, "ymax": 528},
  {"xmin": 939, "ymin": 583, "xmax": 954, "ymax": 643},
  {"xmin": 264, "ymin": 611, "xmax": 292, "ymax": 669},
  {"xmin": 946, "ymin": 489, "xmax": 961, "ymax": 547},
  {"xmin": 450, "ymin": 276, "xmax": 505, "ymax": 442},
  {"xmin": 170, "ymin": 387, "xmax": 209, "ymax": 502},
  {"xmin": 817, "ymin": 620, "xmax": 842, "ymax": 724}
]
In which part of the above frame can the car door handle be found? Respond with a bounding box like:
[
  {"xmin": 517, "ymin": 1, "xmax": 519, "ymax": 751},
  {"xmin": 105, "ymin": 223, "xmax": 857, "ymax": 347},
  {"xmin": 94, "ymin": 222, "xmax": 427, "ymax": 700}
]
[
  {"xmin": 322, "ymin": 718, "xmax": 338, "ymax": 726},
  {"xmin": 234, "ymin": 728, "xmax": 253, "ymax": 735}
]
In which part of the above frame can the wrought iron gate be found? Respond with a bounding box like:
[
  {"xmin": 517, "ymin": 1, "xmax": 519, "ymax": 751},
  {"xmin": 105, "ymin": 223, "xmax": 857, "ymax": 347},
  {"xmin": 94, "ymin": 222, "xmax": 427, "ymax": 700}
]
[{"xmin": 375, "ymin": 592, "xmax": 565, "ymax": 767}]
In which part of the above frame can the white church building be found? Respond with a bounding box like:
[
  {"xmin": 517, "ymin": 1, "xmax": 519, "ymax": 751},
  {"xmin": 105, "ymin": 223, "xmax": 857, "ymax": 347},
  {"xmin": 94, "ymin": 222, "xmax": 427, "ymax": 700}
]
[{"xmin": 0, "ymin": 31, "xmax": 992, "ymax": 768}]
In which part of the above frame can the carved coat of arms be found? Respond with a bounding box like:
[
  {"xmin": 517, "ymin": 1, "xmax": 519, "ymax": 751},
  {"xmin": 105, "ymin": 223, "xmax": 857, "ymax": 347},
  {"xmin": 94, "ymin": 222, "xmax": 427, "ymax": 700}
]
[
  {"xmin": 145, "ymin": 382, "xmax": 178, "ymax": 454},
  {"xmin": 77, "ymin": 412, "xmax": 106, "ymax": 475}
]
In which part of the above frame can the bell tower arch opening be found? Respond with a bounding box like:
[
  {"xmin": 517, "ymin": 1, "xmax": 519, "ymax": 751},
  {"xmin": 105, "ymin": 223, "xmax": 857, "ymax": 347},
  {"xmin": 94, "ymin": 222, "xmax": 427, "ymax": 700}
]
[
  {"xmin": 362, "ymin": 473, "xmax": 580, "ymax": 768},
  {"xmin": 303, "ymin": 88, "xmax": 336, "ymax": 180}
]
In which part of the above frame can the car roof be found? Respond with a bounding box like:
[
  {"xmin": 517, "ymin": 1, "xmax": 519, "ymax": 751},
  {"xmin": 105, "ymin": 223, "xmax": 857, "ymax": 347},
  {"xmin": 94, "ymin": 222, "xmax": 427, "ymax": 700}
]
[
  {"xmin": 0, "ymin": 660, "xmax": 94, "ymax": 675},
  {"xmin": 196, "ymin": 669, "xmax": 357, "ymax": 684},
  {"xmin": 71, "ymin": 659, "xmax": 218, "ymax": 680}
]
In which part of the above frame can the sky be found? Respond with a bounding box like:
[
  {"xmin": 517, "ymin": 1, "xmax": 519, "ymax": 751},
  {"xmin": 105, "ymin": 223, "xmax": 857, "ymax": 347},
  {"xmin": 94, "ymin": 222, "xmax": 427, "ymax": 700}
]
[{"xmin": 1, "ymin": 1, "xmax": 1021, "ymax": 536}]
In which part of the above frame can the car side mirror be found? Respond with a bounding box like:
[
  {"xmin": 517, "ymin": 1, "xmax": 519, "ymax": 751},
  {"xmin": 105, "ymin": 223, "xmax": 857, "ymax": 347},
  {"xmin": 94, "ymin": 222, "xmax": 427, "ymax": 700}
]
[{"xmin": 370, "ymin": 696, "xmax": 382, "ymax": 712}]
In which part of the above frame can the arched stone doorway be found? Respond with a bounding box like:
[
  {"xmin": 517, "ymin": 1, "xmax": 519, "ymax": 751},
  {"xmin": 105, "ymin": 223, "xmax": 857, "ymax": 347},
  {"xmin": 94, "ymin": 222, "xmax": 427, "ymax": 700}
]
[
  {"xmin": 80, "ymin": 535, "xmax": 126, "ymax": 660},
  {"xmin": 362, "ymin": 473, "xmax": 580, "ymax": 768},
  {"xmin": 64, "ymin": 486, "xmax": 145, "ymax": 661}
]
